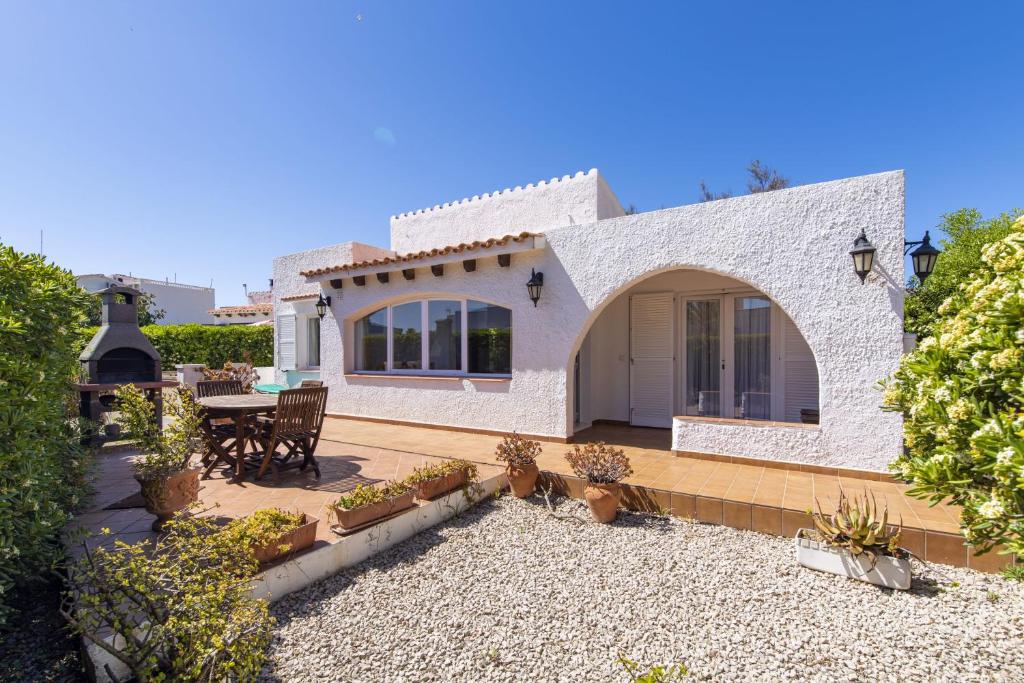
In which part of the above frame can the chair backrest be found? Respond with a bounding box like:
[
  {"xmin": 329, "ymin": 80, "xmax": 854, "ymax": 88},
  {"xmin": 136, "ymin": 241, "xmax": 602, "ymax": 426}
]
[
  {"xmin": 299, "ymin": 379, "xmax": 323, "ymax": 387},
  {"xmin": 196, "ymin": 380, "xmax": 244, "ymax": 398},
  {"xmin": 271, "ymin": 386, "xmax": 328, "ymax": 440}
]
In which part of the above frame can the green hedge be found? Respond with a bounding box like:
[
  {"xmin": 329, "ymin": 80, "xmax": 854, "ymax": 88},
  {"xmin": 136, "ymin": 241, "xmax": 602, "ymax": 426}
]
[
  {"xmin": 79, "ymin": 323, "xmax": 274, "ymax": 368},
  {"xmin": 0, "ymin": 243, "xmax": 93, "ymax": 627}
]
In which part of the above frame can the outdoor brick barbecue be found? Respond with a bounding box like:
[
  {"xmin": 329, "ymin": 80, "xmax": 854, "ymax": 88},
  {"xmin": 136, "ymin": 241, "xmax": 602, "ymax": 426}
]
[{"xmin": 75, "ymin": 285, "xmax": 177, "ymax": 444}]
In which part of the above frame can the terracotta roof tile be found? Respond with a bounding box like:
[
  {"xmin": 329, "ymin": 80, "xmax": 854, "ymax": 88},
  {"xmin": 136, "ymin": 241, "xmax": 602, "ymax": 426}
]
[
  {"xmin": 299, "ymin": 231, "xmax": 540, "ymax": 277},
  {"xmin": 209, "ymin": 303, "xmax": 273, "ymax": 316},
  {"xmin": 280, "ymin": 292, "xmax": 320, "ymax": 302}
]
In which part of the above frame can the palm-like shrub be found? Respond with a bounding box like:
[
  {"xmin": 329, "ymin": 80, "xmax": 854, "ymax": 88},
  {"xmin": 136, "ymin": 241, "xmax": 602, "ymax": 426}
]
[{"xmin": 883, "ymin": 217, "xmax": 1024, "ymax": 558}]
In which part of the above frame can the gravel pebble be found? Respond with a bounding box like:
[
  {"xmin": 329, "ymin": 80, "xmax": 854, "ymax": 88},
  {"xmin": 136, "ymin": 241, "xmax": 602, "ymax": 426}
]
[{"xmin": 262, "ymin": 495, "xmax": 1024, "ymax": 682}]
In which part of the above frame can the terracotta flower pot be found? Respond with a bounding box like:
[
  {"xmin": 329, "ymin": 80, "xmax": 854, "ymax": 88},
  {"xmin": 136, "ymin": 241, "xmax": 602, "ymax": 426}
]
[
  {"xmin": 333, "ymin": 491, "xmax": 416, "ymax": 530},
  {"xmin": 136, "ymin": 468, "xmax": 200, "ymax": 531},
  {"xmin": 251, "ymin": 514, "xmax": 320, "ymax": 566},
  {"xmin": 584, "ymin": 482, "xmax": 622, "ymax": 523},
  {"xmin": 414, "ymin": 469, "xmax": 469, "ymax": 500},
  {"xmin": 506, "ymin": 463, "xmax": 539, "ymax": 498}
]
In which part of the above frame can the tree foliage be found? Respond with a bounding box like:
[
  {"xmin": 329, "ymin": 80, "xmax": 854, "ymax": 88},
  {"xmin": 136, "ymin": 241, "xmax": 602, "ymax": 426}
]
[
  {"xmin": 698, "ymin": 160, "xmax": 789, "ymax": 202},
  {"xmin": 883, "ymin": 217, "xmax": 1024, "ymax": 559},
  {"xmin": 905, "ymin": 208, "xmax": 1022, "ymax": 337},
  {"xmin": 84, "ymin": 289, "xmax": 165, "ymax": 327},
  {"xmin": 0, "ymin": 243, "xmax": 93, "ymax": 627}
]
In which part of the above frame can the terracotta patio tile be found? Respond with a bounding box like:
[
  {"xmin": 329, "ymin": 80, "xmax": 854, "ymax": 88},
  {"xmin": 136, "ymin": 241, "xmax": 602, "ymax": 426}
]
[
  {"xmin": 750, "ymin": 469, "xmax": 786, "ymax": 507},
  {"xmin": 698, "ymin": 463, "xmax": 740, "ymax": 498},
  {"xmin": 750, "ymin": 505, "xmax": 783, "ymax": 536},
  {"xmin": 695, "ymin": 496, "xmax": 723, "ymax": 524},
  {"xmin": 722, "ymin": 501, "xmax": 751, "ymax": 530},
  {"xmin": 967, "ymin": 545, "xmax": 1015, "ymax": 573},
  {"xmin": 898, "ymin": 528, "xmax": 925, "ymax": 558},
  {"xmin": 722, "ymin": 465, "xmax": 762, "ymax": 503},
  {"xmin": 670, "ymin": 492, "xmax": 696, "ymax": 519},
  {"xmin": 781, "ymin": 509, "xmax": 812, "ymax": 537},
  {"xmin": 926, "ymin": 532, "xmax": 968, "ymax": 567},
  {"xmin": 672, "ymin": 460, "xmax": 720, "ymax": 495},
  {"xmin": 781, "ymin": 472, "xmax": 814, "ymax": 512}
]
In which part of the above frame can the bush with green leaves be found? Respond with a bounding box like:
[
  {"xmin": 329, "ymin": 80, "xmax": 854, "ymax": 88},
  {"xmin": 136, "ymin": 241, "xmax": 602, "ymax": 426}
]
[
  {"xmin": 905, "ymin": 207, "xmax": 1022, "ymax": 337},
  {"xmin": 80, "ymin": 323, "xmax": 274, "ymax": 368},
  {"xmin": 62, "ymin": 514, "xmax": 273, "ymax": 682},
  {"xmin": 0, "ymin": 243, "xmax": 92, "ymax": 627},
  {"xmin": 334, "ymin": 480, "xmax": 412, "ymax": 511},
  {"xmin": 116, "ymin": 384, "xmax": 202, "ymax": 480},
  {"xmin": 883, "ymin": 217, "xmax": 1024, "ymax": 559}
]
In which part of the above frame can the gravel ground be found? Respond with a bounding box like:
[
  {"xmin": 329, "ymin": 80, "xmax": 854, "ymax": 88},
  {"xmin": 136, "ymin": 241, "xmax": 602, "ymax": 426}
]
[
  {"xmin": 0, "ymin": 577, "xmax": 85, "ymax": 683},
  {"xmin": 262, "ymin": 495, "xmax": 1024, "ymax": 683}
]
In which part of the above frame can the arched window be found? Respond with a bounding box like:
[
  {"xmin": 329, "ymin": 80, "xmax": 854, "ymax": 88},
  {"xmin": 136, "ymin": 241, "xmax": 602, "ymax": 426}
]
[{"xmin": 352, "ymin": 299, "xmax": 511, "ymax": 376}]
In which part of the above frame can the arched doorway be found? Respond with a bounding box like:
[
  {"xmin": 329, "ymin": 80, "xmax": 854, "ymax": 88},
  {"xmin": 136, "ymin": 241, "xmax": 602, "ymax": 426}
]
[{"xmin": 571, "ymin": 268, "xmax": 819, "ymax": 434}]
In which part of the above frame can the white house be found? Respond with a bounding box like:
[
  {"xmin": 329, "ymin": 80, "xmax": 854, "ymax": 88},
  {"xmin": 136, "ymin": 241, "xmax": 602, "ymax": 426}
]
[
  {"xmin": 77, "ymin": 273, "xmax": 216, "ymax": 324},
  {"xmin": 209, "ymin": 289, "xmax": 273, "ymax": 325},
  {"xmin": 272, "ymin": 169, "xmax": 906, "ymax": 472}
]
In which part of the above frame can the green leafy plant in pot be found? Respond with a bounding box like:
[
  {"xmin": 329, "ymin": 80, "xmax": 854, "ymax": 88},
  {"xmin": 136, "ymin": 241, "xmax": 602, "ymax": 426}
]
[
  {"xmin": 117, "ymin": 384, "xmax": 202, "ymax": 531},
  {"xmin": 495, "ymin": 432, "xmax": 542, "ymax": 497},
  {"xmin": 565, "ymin": 442, "xmax": 633, "ymax": 523}
]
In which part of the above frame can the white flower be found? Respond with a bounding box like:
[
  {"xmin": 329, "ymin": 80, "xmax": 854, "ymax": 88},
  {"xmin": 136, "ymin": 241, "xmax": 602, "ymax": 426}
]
[
  {"xmin": 997, "ymin": 447, "xmax": 1016, "ymax": 466},
  {"xmin": 933, "ymin": 387, "xmax": 952, "ymax": 403},
  {"xmin": 978, "ymin": 499, "xmax": 1005, "ymax": 519},
  {"xmin": 1017, "ymin": 328, "xmax": 1024, "ymax": 343}
]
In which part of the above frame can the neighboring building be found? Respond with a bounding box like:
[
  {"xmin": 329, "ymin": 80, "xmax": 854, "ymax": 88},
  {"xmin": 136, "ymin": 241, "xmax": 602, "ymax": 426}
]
[
  {"xmin": 272, "ymin": 169, "xmax": 906, "ymax": 473},
  {"xmin": 77, "ymin": 273, "xmax": 215, "ymax": 324},
  {"xmin": 209, "ymin": 290, "xmax": 273, "ymax": 325}
]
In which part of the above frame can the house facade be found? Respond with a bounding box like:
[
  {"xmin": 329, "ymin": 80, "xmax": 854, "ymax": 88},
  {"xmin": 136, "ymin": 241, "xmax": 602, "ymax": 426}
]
[
  {"xmin": 77, "ymin": 273, "xmax": 216, "ymax": 324},
  {"xmin": 272, "ymin": 169, "xmax": 906, "ymax": 472}
]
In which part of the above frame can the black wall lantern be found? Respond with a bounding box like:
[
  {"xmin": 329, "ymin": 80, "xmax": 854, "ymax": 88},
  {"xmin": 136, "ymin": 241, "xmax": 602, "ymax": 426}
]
[
  {"xmin": 907, "ymin": 231, "xmax": 940, "ymax": 284},
  {"xmin": 850, "ymin": 229, "xmax": 942, "ymax": 284},
  {"xmin": 526, "ymin": 268, "xmax": 544, "ymax": 307},
  {"xmin": 850, "ymin": 230, "xmax": 876, "ymax": 283},
  {"xmin": 315, "ymin": 292, "xmax": 332, "ymax": 319}
]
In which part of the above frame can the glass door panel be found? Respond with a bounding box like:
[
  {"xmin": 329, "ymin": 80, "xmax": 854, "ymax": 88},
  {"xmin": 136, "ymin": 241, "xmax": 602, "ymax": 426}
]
[
  {"xmin": 391, "ymin": 302, "xmax": 422, "ymax": 370},
  {"xmin": 685, "ymin": 299, "xmax": 721, "ymax": 417},
  {"xmin": 734, "ymin": 296, "xmax": 771, "ymax": 419}
]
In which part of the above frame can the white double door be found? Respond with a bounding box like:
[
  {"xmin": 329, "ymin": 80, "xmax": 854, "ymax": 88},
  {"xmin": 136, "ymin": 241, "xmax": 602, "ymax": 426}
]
[{"xmin": 630, "ymin": 292, "xmax": 773, "ymax": 428}]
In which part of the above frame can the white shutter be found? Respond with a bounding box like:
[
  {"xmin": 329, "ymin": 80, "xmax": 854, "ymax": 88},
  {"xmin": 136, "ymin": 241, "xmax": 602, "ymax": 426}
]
[
  {"xmin": 783, "ymin": 316, "xmax": 818, "ymax": 422},
  {"xmin": 629, "ymin": 293, "xmax": 674, "ymax": 428},
  {"xmin": 277, "ymin": 314, "xmax": 296, "ymax": 371}
]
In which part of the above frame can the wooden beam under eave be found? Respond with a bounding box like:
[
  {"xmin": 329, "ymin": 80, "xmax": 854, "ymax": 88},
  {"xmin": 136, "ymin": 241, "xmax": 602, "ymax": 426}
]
[
  {"xmin": 462, "ymin": 259, "xmax": 476, "ymax": 273},
  {"xmin": 353, "ymin": 276, "xmax": 366, "ymax": 286},
  {"xmin": 402, "ymin": 269, "xmax": 415, "ymax": 280},
  {"xmin": 431, "ymin": 264, "xmax": 444, "ymax": 277},
  {"xmin": 329, "ymin": 278, "xmax": 344, "ymax": 290},
  {"xmin": 497, "ymin": 253, "xmax": 511, "ymax": 267},
  {"xmin": 376, "ymin": 272, "xmax": 389, "ymax": 284}
]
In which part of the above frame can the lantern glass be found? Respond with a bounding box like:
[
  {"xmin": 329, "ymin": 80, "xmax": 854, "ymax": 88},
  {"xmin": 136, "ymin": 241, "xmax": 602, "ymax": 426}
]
[
  {"xmin": 850, "ymin": 230, "xmax": 876, "ymax": 283},
  {"xmin": 910, "ymin": 231, "xmax": 940, "ymax": 283},
  {"xmin": 526, "ymin": 269, "xmax": 544, "ymax": 307},
  {"xmin": 315, "ymin": 293, "xmax": 330, "ymax": 319}
]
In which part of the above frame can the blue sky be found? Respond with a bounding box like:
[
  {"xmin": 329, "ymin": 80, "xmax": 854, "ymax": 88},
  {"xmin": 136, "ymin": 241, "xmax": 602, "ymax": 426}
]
[{"xmin": 2, "ymin": 2, "xmax": 1022, "ymax": 306}]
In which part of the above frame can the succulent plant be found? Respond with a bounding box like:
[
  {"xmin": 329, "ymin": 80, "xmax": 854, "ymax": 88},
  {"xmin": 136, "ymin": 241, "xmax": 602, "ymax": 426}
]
[
  {"xmin": 811, "ymin": 489, "xmax": 905, "ymax": 561},
  {"xmin": 495, "ymin": 432, "xmax": 542, "ymax": 468}
]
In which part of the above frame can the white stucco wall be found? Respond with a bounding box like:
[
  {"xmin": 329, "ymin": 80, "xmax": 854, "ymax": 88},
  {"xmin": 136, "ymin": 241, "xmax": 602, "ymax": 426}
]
[
  {"xmin": 292, "ymin": 170, "xmax": 905, "ymax": 472},
  {"xmin": 77, "ymin": 273, "xmax": 216, "ymax": 324},
  {"xmin": 388, "ymin": 169, "xmax": 624, "ymax": 254}
]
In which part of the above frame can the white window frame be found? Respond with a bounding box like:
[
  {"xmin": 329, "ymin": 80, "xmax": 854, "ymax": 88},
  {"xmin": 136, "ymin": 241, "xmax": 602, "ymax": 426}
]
[{"xmin": 354, "ymin": 297, "xmax": 511, "ymax": 377}]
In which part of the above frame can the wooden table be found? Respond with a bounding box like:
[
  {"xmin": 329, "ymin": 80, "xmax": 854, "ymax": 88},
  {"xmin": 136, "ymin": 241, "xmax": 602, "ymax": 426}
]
[{"xmin": 197, "ymin": 394, "xmax": 279, "ymax": 481}]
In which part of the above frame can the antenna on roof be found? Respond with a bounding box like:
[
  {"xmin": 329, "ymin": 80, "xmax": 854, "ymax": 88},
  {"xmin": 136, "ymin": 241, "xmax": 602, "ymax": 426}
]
[
  {"xmin": 39, "ymin": 229, "xmax": 43, "ymax": 256},
  {"xmin": 243, "ymin": 283, "xmax": 248, "ymax": 296}
]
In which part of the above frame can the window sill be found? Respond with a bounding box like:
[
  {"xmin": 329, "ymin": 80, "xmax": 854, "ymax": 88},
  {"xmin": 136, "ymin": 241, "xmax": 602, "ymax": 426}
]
[
  {"xmin": 345, "ymin": 373, "xmax": 511, "ymax": 383},
  {"xmin": 673, "ymin": 415, "xmax": 819, "ymax": 430}
]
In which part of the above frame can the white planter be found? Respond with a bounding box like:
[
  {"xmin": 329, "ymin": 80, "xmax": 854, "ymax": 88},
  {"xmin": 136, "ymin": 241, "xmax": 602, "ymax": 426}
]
[{"xmin": 795, "ymin": 529, "xmax": 912, "ymax": 590}]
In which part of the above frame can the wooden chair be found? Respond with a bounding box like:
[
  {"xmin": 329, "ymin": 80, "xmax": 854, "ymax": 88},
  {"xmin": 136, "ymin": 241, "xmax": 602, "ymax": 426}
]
[
  {"xmin": 299, "ymin": 379, "xmax": 323, "ymax": 387},
  {"xmin": 250, "ymin": 386, "xmax": 328, "ymax": 481},
  {"xmin": 196, "ymin": 380, "xmax": 249, "ymax": 467}
]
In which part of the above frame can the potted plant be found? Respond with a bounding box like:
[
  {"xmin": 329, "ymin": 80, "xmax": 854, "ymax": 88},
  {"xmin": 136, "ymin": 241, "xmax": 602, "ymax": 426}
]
[
  {"xmin": 225, "ymin": 508, "xmax": 319, "ymax": 566},
  {"xmin": 495, "ymin": 432, "xmax": 542, "ymax": 497},
  {"xmin": 333, "ymin": 480, "xmax": 415, "ymax": 531},
  {"xmin": 565, "ymin": 442, "xmax": 633, "ymax": 523},
  {"xmin": 796, "ymin": 489, "xmax": 912, "ymax": 590},
  {"xmin": 117, "ymin": 384, "xmax": 202, "ymax": 531},
  {"xmin": 406, "ymin": 459, "xmax": 478, "ymax": 500}
]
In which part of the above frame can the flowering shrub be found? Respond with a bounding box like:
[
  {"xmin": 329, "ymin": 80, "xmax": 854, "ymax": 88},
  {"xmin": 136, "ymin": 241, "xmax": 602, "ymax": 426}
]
[
  {"xmin": 202, "ymin": 351, "xmax": 259, "ymax": 392},
  {"xmin": 882, "ymin": 217, "xmax": 1024, "ymax": 558},
  {"xmin": 565, "ymin": 442, "xmax": 633, "ymax": 484},
  {"xmin": 62, "ymin": 515, "xmax": 273, "ymax": 681},
  {"xmin": 0, "ymin": 243, "xmax": 92, "ymax": 627},
  {"xmin": 494, "ymin": 432, "xmax": 542, "ymax": 468},
  {"xmin": 117, "ymin": 384, "xmax": 202, "ymax": 480}
]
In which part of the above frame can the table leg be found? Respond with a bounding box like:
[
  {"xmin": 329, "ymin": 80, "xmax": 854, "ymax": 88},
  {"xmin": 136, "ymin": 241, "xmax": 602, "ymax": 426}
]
[{"xmin": 235, "ymin": 413, "xmax": 246, "ymax": 480}]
